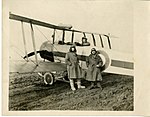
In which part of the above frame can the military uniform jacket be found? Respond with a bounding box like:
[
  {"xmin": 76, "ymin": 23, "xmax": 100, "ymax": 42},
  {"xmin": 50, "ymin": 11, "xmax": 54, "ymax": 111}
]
[
  {"xmin": 86, "ymin": 53, "xmax": 103, "ymax": 81},
  {"xmin": 65, "ymin": 52, "xmax": 82, "ymax": 79}
]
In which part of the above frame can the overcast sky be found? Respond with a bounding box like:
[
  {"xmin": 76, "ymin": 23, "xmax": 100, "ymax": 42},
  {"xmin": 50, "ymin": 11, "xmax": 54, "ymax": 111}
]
[{"xmin": 9, "ymin": 0, "xmax": 133, "ymax": 59}]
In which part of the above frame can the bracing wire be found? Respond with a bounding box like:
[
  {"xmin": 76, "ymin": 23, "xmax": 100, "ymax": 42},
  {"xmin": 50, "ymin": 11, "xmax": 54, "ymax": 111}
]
[
  {"xmin": 34, "ymin": 25, "xmax": 49, "ymax": 41},
  {"xmin": 11, "ymin": 46, "xmax": 37, "ymax": 65},
  {"xmin": 34, "ymin": 25, "xmax": 59, "ymax": 51},
  {"xmin": 14, "ymin": 24, "xmax": 64, "ymax": 64},
  {"xmin": 33, "ymin": 24, "xmax": 64, "ymax": 62}
]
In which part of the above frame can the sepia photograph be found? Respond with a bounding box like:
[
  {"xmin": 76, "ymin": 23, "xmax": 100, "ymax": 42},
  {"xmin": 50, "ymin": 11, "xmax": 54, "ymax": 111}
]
[
  {"xmin": 9, "ymin": 0, "xmax": 150, "ymax": 116},
  {"xmin": 8, "ymin": 0, "xmax": 134, "ymax": 112},
  {"xmin": 8, "ymin": 0, "xmax": 134, "ymax": 111}
]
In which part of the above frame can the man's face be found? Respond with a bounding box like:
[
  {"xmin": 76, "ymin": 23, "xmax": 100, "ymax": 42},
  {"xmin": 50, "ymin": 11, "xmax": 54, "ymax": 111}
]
[
  {"xmin": 71, "ymin": 47, "xmax": 75, "ymax": 52},
  {"xmin": 91, "ymin": 50, "xmax": 96, "ymax": 55},
  {"xmin": 83, "ymin": 39, "xmax": 87, "ymax": 43}
]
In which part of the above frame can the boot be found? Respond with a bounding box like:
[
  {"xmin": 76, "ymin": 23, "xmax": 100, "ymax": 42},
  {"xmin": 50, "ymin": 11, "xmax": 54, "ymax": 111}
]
[
  {"xmin": 77, "ymin": 79, "xmax": 85, "ymax": 89},
  {"xmin": 69, "ymin": 79, "xmax": 76, "ymax": 91},
  {"xmin": 89, "ymin": 82, "xmax": 95, "ymax": 90},
  {"xmin": 96, "ymin": 82, "xmax": 102, "ymax": 90}
]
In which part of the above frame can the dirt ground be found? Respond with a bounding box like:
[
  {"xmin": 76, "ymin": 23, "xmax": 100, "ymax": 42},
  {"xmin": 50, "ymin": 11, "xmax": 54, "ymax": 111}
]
[{"xmin": 9, "ymin": 72, "xmax": 134, "ymax": 111}]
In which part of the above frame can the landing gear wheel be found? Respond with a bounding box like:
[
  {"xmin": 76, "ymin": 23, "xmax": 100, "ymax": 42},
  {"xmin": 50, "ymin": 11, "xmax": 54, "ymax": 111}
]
[{"xmin": 43, "ymin": 72, "xmax": 54, "ymax": 85}]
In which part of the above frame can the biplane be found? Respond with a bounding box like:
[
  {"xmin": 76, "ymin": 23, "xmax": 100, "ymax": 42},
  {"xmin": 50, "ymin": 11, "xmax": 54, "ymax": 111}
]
[{"xmin": 9, "ymin": 13, "xmax": 134, "ymax": 85}]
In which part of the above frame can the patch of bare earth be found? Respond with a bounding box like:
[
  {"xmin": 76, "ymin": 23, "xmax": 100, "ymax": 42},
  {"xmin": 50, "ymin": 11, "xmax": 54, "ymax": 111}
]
[{"xmin": 9, "ymin": 73, "xmax": 134, "ymax": 111}]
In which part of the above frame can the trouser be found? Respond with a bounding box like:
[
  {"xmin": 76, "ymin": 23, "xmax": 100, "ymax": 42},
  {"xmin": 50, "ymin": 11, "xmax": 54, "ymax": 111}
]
[
  {"xmin": 69, "ymin": 79, "xmax": 76, "ymax": 91},
  {"xmin": 90, "ymin": 81, "xmax": 102, "ymax": 89},
  {"xmin": 69, "ymin": 79, "xmax": 85, "ymax": 90}
]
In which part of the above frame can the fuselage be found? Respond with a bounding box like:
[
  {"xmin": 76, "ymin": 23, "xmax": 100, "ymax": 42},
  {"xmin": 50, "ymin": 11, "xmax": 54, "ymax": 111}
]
[{"xmin": 51, "ymin": 43, "xmax": 134, "ymax": 76}]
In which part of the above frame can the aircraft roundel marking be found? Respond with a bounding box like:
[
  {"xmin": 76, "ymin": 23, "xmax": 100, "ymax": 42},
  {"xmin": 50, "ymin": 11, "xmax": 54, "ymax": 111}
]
[
  {"xmin": 97, "ymin": 50, "xmax": 111, "ymax": 71},
  {"xmin": 44, "ymin": 72, "xmax": 54, "ymax": 85}
]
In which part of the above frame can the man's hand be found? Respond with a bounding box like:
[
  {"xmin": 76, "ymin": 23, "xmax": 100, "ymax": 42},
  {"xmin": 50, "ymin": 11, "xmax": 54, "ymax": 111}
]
[{"xmin": 68, "ymin": 62, "xmax": 72, "ymax": 66}]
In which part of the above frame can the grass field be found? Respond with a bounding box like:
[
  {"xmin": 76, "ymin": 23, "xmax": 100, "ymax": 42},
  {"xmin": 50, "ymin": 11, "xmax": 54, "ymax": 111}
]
[{"xmin": 9, "ymin": 72, "xmax": 134, "ymax": 111}]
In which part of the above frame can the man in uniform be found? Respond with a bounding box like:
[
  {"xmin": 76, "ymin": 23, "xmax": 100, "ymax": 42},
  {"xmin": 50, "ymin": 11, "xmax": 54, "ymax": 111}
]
[
  {"xmin": 86, "ymin": 48, "xmax": 103, "ymax": 90},
  {"xmin": 65, "ymin": 45, "xmax": 85, "ymax": 91}
]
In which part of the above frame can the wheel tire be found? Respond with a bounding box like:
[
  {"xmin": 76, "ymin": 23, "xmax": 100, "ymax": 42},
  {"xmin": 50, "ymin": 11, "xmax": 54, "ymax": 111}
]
[{"xmin": 43, "ymin": 72, "xmax": 54, "ymax": 85}]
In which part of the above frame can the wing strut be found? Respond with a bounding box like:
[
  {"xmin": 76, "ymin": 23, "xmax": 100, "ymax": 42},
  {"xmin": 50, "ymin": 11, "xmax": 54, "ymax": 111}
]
[
  {"xmin": 108, "ymin": 36, "xmax": 111, "ymax": 49},
  {"xmin": 92, "ymin": 33, "xmax": 96, "ymax": 46},
  {"xmin": 71, "ymin": 30, "xmax": 74, "ymax": 43},
  {"xmin": 104, "ymin": 35, "xmax": 111, "ymax": 49},
  {"xmin": 62, "ymin": 30, "xmax": 65, "ymax": 44},
  {"xmin": 9, "ymin": 13, "xmax": 113, "ymax": 49},
  {"xmin": 52, "ymin": 29, "xmax": 56, "ymax": 44},
  {"xmin": 30, "ymin": 22, "xmax": 38, "ymax": 66},
  {"xmin": 99, "ymin": 34, "xmax": 104, "ymax": 48},
  {"xmin": 83, "ymin": 32, "xmax": 86, "ymax": 38},
  {"xmin": 21, "ymin": 21, "xmax": 29, "ymax": 61}
]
